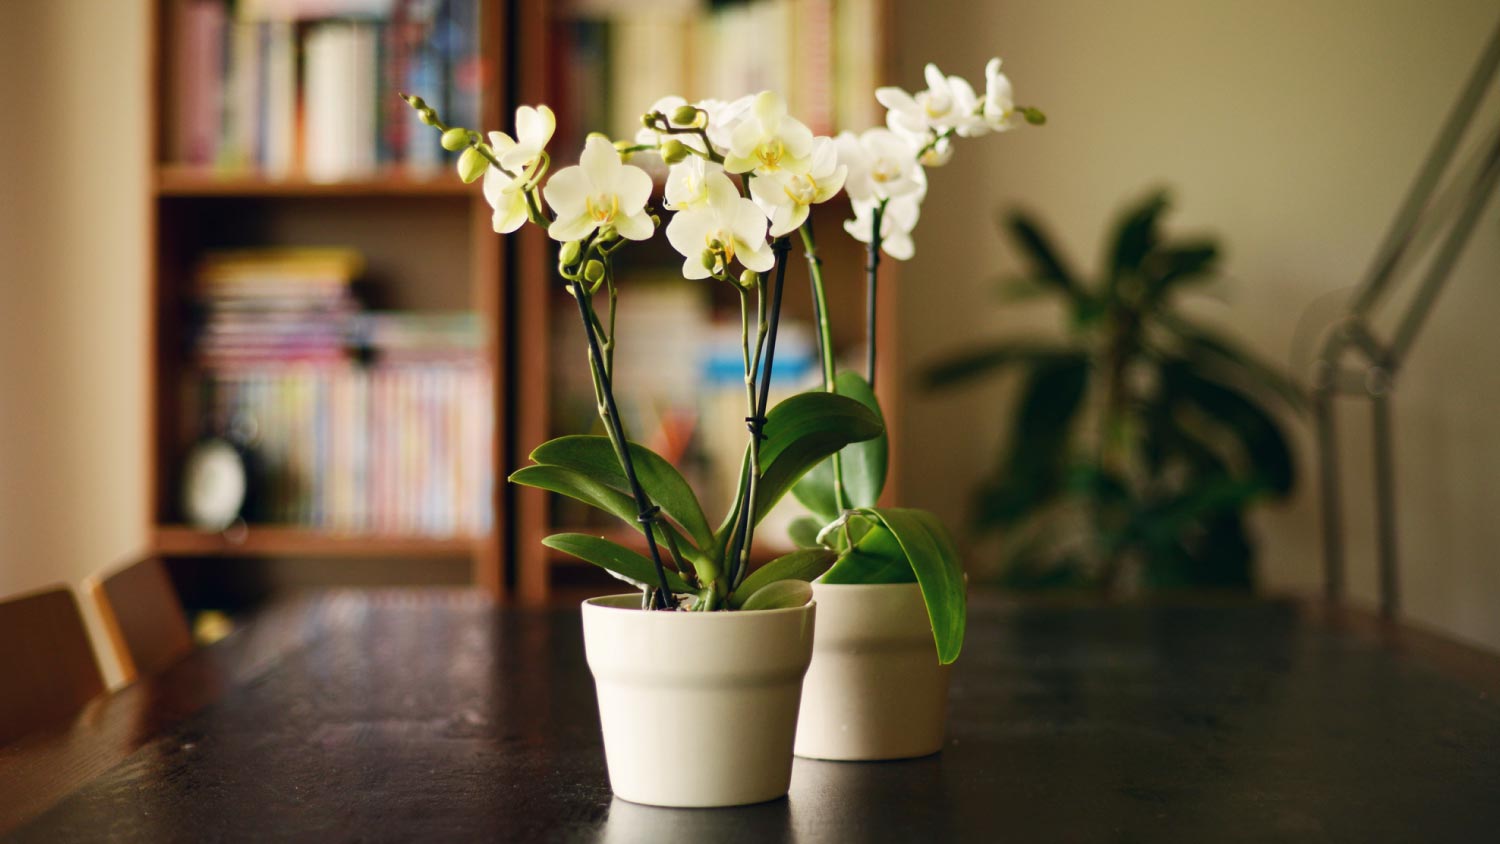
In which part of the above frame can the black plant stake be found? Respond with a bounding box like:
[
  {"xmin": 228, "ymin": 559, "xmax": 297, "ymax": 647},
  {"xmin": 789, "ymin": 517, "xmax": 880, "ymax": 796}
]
[
  {"xmin": 570, "ymin": 282, "xmax": 674, "ymax": 609},
  {"xmin": 865, "ymin": 203, "xmax": 884, "ymax": 385},
  {"xmin": 726, "ymin": 236, "xmax": 792, "ymax": 589}
]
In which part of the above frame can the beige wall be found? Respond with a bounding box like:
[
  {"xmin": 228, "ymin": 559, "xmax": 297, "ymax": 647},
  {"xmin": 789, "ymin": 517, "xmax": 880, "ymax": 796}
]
[
  {"xmin": 894, "ymin": 0, "xmax": 1500, "ymax": 650},
  {"xmin": 0, "ymin": 0, "xmax": 149, "ymax": 684}
]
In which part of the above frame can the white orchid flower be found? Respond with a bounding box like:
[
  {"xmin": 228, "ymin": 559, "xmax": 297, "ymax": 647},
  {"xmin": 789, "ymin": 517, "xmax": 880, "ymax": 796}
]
[
  {"xmin": 750, "ymin": 137, "xmax": 846, "ymax": 237},
  {"xmin": 481, "ymin": 132, "xmax": 530, "ymax": 233},
  {"xmin": 701, "ymin": 94, "xmax": 755, "ymax": 153},
  {"xmin": 666, "ymin": 169, "xmax": 774, "ymax": 279},
  {"xmin": 876, "ymin": 63, "xmax": 985, "ymax": 140},
  {"xmin": 664, "ymin": 156, "xmax": 725, "ymax": 211},
  {"xmin": 724, "ymin": 91, "xmax": 815, "ymax": 176},
  {"xmin": 981, "ymin": 58, "xmax": 1019, "ymax": 132},
  {"xmin": 835, "ymin": 128, "xmax": 925, "ymax": 202},
  {"xmin": 488, "ymin": 104, "xmax": 555, "ymax": 172},
  {"xmin": 843, "ymin": 169, "xmax": 926, "ymax": 261},
  {"xmin": 543, "ymin": 135, "xmax": 655, "ymax": 243}
]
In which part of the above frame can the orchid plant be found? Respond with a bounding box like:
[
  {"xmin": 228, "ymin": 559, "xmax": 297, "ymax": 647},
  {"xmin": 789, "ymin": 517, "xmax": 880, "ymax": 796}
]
[{"xmin": 403, "ymin": 57, "xmax": 1041, "ymax": 662}]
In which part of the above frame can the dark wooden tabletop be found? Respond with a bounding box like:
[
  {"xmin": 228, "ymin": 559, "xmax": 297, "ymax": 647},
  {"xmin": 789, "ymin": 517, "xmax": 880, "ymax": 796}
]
[{"xmin": 3, "ymin": 589, "xmax": 1499, "ymax": 842}]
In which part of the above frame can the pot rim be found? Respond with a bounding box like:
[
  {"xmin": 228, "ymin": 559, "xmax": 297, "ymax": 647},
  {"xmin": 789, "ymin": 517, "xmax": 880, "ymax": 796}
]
[
  {"xmin": 583, "ymin": 592, "xmax": 815, "ymax": 617},
  {"xmin": 810, "ymin": 579, "xmax": 923, "ymax": 592}
]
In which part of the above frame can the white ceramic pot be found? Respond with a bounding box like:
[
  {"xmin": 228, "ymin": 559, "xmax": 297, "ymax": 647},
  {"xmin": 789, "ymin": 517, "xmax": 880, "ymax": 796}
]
[
  {"xmin": 794, "ymin": 581, "xmax": 952, "ymax": 760},
  {"xmin": 581, "ymin": 594, "xmax": 817, "ymax": 807}
]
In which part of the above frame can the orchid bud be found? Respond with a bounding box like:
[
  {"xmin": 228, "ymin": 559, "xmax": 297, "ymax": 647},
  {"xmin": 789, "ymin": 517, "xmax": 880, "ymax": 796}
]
[
  {"xmin": 402, "ymin": 94, "xmax": 426, "ymax": 110},
  {"xmin": 670, "ymin": 105, "xmax": 699, "ymax": 126},
  {"xmin": 583, "ymin": 260, "xmax": 606, "ymax": 284},
  {"xmin": 660, "ymin": 139, "xmax": 689, "ymax": 165},
  {"xmin": 1022, "ymin": 107, "xmax": 1047, "ymax": 126},
  {"xmin": 641, "ymin": 112, "xmax": 661, "ymax": 129},
  {"xmin": 457, "ymin": 147, "xmax": 488, "ymax": 183},
  {"xmin": 559, "ymin": 240, "xmax": 582, "ymax": 267},
  {"xmin": 739, "ymin": 269, "xmax": 758, "ymax": 289},
  {"xmin": 700, "ymin": 250, "xmax": 717, "ymax": 272},
  {"xmin": 708, "ymin": 238, "xmax": 724, "ymax": 252},
  {"xmin": 440, "ymin": 127, "xmax": 470, "ymax": 151},
  {"xmin": 419, "ymin": 107, "xmax": 439, "ymax": 127}
]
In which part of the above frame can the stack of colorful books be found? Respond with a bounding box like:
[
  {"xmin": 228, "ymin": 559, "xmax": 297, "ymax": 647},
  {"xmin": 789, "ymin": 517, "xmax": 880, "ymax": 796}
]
[
  {"xmin": 169, "ymin": 0, "xmax": 483, "ymax": 181},
  {"xmin": 193, "ymin": 248, "xmax": 492, "ymax": 537}
]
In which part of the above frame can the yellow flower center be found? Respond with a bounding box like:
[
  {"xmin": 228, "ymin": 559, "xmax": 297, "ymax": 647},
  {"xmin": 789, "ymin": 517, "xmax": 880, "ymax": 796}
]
[
  {"xmin": 871, "ymin": 160, "xmax": 900, "ymax": 183},
  {"xmin": 783, "ymin": 173, "xmax": 819, "ymax": 206},
  {"xmin": 706, "ymin": 231, "xmax": 736, "ymax": 264},
  {"xmin": 754, "ymin": 139, "xmax": 787, "ymax": 171},
  {"xmin": 586, "ymin": 193, "xmax": 619, "ymax": 224}
]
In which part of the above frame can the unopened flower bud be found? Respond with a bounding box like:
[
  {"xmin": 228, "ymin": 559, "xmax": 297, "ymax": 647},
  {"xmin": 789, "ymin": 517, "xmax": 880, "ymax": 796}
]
[
  {"xmin": 739, "ymin": 269, "xmax": 758, "ymax": 288},
  {"xmin": 707, "ymin": 238, "xmax": 724, "ymax": 252},
  {"xmin": 641, "ymin": 111, "xmax": 661, "ymax": 129},
  {"xmin": 440, "ymin": 127, "xmax": 470, "ymax": 151},
  {"xmin": 559, "ymin": 240, "xmax": 582, "ymax": 267},
  {"xmin": 583, "ymin": 260, "xmax": 606, "ymax": 284},
  {"xmin": 1022, "ymin": 107, "xmax": 1047, "ymax": 126},
  {"xmin": 701, "ymin": 250, "xmax": 717, "ymax": 272},
  {"xmin": 402, "ymin": 93, "xmax": 426, "ymax": 110},
  {"xmin": 670, "ymin": 105, "xmax": 700, "ymax": 126},
  {"xmin": 660, "ymin": 139, "xmax": 689, "ymax": 165},
  {"xmin": 419, "ymin": 107, "xmax": 439, "ymax": 127},
  {"xmin": 457, "ymin": 147, "xmax": 488, "ymax": 183}
]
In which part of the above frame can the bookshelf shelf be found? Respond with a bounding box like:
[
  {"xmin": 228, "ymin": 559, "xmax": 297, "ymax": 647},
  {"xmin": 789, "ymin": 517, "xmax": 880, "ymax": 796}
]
[
  {"xmin": 152, "ymin": 525, "xmax": 477, "ymax": 558},
  {"xmin": 155, "ymin": 166, "xmax": 473, "ymax": 198}
]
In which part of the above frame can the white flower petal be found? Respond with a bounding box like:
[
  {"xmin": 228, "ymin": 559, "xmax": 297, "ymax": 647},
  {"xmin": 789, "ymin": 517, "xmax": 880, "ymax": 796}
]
[
  {"xmin": 541, "ymin": 166, "xmax": 589, "ymax": 217},
  {"xmin": 615, "ymin": 164, "xmax": 654, "ymax": 215},
  {"xmin": 548, "ymin": 212, "xmax": 595, "ymax": 242},
  {"xmin": 578, "ymin": 135, "xmax": 618, "ymax": 190},
  {"xmin": 613, "ymin": 210, "xmax": 654, "ymax": 241}
]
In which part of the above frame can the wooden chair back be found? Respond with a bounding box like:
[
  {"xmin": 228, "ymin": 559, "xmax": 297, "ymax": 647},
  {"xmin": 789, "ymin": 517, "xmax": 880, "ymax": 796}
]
[
  {"xmin": 0, "ymin": 587, "xmax": 105, "ymax": 746},
  {"xmin": 85, "ymin": 557, "xmax": 193, "ymax": 684}
]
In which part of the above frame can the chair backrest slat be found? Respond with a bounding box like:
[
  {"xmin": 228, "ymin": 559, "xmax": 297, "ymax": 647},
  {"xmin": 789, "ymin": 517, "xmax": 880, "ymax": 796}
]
[
  {"xmin": 86, "ymin": 558, "xmax": 193, "ymax": 684},
  {"xmin": 0, "ymin": 587, "xmax": 105, "ymax": 746}
]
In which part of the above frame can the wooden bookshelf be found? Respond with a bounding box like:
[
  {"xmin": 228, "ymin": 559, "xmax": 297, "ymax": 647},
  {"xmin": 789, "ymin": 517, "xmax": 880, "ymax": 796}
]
[
  {"xmin": 145, "ymin": 0, "xmax": 508, "ymax": 596},
  {"xmin": 511, "ymin": 1, "xmax": 899, "ymax": 604}
]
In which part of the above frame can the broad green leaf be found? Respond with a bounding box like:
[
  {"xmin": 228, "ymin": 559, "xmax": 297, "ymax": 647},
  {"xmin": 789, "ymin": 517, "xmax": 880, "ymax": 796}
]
[
  {"xmin": 792, "ymin": 459, "xmax": 840, "ymax": 522},
  {"xmin": 1003, "ymin": 211, "xmax": 1083, "ymax": 302},
  {"xmin": 1161, "ymin": 314, "xmax": 1308, "ymax": 412},
  {"xmin": 820, "ymin": 519, "xmax": 917, "ymax": 584},
  {"xmin": 858, "ymin": 508, "xmax": 967, "ymax": 664},
  {"xmin": 1108, "ymin": 190, "xmax": 1169, "ymax": 288},
  {"xmin": 728, "ymin": 548, "xmax": 837, "ymax": 609},
  {"xmin": 1144, "ymin": 240, "xmax": 1218, "ymax": 304},
  {"xmin": 924, "ymin": 340, "xmax": 1082, "ymax": 390},
  {"xmin": 791, "ymin": 372, "xmax": 888, "ymax": 512},
  {"xmin": 510, "ymin": 465, "xmax": 705, "ymax": 566},
  {"xmin": 755, "ymin": 391, "xmax": 883, "ymax": 521},
  {"xmin": 542, "ymin": 533, "xmax": 690, "ymax": 593},
  {"xmin": 975, "ymin": 355, "xmax": 1090, "ymax": 528},
  {"xmin": 739, "ymin": 579, "xmax": 813, "ymax": 611},
  {"xmin": 530, "ymin": 435, "xmax": 714, "ymax": 550},
  {"xmin": 1162, "ymin": 362, "xmax": 1295, "ymax": 495},
  {"xmin": 787, "ymin": 516, "xmax": 825, "ymax": 549}
]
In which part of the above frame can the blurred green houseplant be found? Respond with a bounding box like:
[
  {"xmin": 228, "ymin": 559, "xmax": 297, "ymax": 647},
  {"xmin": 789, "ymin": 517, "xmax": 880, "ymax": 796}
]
[{"xmin": 926, "ymin": 190, "xmax": 1302, "ymax": 591}]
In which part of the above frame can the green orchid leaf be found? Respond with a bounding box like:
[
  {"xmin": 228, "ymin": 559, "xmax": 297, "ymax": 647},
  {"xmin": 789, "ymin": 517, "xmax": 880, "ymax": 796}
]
[
  {"xmin": 509, "ymin": 465, "xmax": 704, "ymax": 566},
  {"xmin": 791, "ymin": 372, "xmax": 888, "ymax": 513},
  {"xmin": 738, "ymin": 579, "xmax": 814, "ymax": 611},
  {"xmin": 787, "ymin": 516, "xmax": 825, "ymax": 549},
  {"xmin": 728, "ymin": 548, "xmax": 837, "ymax": 609},
  {"xmin": 530, "ymin": 435, "xmax": 714, "ymax": 550},
  {"xmin": 541, "ymin": 533, "xmax": 691, "ymax": 594},
  {"xmin": 756, "ymin": 391, "xmax": 883, "ymax": 522},
  {"xmin": 819, "ymin": 518, "xmax": 918, "ymax": 584},
  {"xmin": 856, "ymin": 507, "xmax": 967, "ymax": 664}
]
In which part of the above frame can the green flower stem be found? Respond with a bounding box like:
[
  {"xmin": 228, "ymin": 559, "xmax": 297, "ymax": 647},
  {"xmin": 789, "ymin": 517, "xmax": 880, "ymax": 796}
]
[
  {"xmin": 570, "ymin": 280, "xmax": 676, "ymax": 609},
  {"xmin": 798, "ymin": 222, "xmax": 847, "ymax": 509}
]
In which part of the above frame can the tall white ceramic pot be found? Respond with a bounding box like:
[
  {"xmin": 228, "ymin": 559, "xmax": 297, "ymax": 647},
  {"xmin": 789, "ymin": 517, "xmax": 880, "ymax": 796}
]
[
  {"xmin": 794, "ymin": 581, "xmax": 951, "ymax": 760},
  {"xmin": 582, "ymin": 594, "xmax": 817, "ymax": 807}
]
